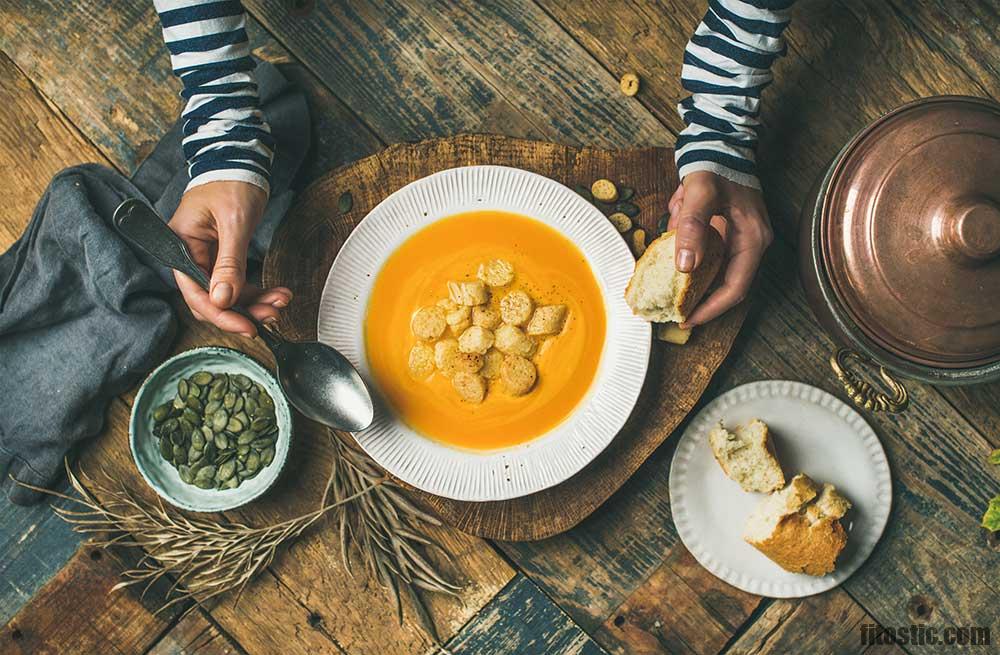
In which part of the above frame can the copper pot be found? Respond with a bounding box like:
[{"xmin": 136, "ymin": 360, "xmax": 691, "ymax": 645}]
[{"xmin": 799, "ymin": 96, "xmax": 1000, "ymax": 412}]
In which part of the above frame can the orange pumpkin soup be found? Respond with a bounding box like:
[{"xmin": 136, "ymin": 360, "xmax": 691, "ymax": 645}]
[{"xmin": 364, "ymin": 210, "xmax": 606, "ymax": 450}]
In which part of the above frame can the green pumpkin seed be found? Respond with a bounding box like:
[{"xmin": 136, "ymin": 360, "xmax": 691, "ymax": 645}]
[
  {"xmin": 258, "ymin": 392, "xmax": 274, "ymax": 410},
  {"xmin": 195, "ymin": 464, "xmax": 216, "ymax": 480},
  {"xmin": 250, "ymin": 417, "xmax": 272, "ymax": 432},
  {"xmin": 219, "ymin": 476, "xmax": 239, "ymax": 490},
  {"xmin": 233, "ymin": 374, "xmax": 252, "ymax": 391},
  {"xmin": 152, "ymin": 403, "xmax": 172, "ymax": 423},
  {"xmin": 215, "ymin": 432, "xmax": 230, "ymax": 449},
  {"xmin": 181, "ymin": 408, "xmax": 200, "ymax": 425},
  {"xmin": 203, "ymin": 442, "xmax": 217, "ymax": 462},
  {"xmin": 245, "ymin": 451, "xmax": 261, "ymax": 473},
  {"xmin": 251, "ymin": 437, "xmax": 272, "ymax": 450},
  {"xmin": 615, "ymin": 201, "xmax": 640, "ymax": 218},
  {"xmin": 194, "ymin": 477, "xmax": 214, "ymax": 489},
  {"xmin": 172, "ymin": 396, "xmax": 186, "ymax": 410},
  {"xmin": 237, "ymin": 431, "xmax": 257, "ymax": 446},
  {"xmin": 226, "ymin": 417, "xmax": 244, "ymax": 433},
  {"xmin": 212, "ymin": 410, "xmax": 229, "ymax": 432},
  {"xmin": 232, "ymin": 395, "xmax": 244, "ymax": 414},
  {"xmin": 260, "ymin": 446, "xmax": 275, "ymax": 467},
  {"xmin": 209, "ymin": 382, "xmax": 227, "ymax": 401},
  {"xmin": 177, "ymin": 379, "xmax": 189, "ymax": 398},
  {"xmin": 216, "ymin": 459, "xmax": 236, "ymax": 482},
  {"xmin": 223, "ymin": 392, "xmax": 236, "ymax": 410},
  {"xmin": 178, "ymin": 465, "xmax": 194, "ymax": 484},
  {"xmin": 192, "ymin": 371, "xmax": 213, "ymax": 386},
  {"xmin": 238, "ymin": 444, "xmax": 251, "ymax": 457},
  {"xmin": 172, "ymin": 444, "xmax": 188, "ymax": 465},
  {"xmin": 205, "ymin": 400, "xmax": 221, "ymax": 416},
  {"xmin": 243, "ymin": 467, "xmax": 261, "ymax": 480},
  {"xmin": 338, "ymin": 190, "xmax": 353, "ymax": 214},
  {"xmin": 159, "ymin": 437, "xmax": 173, "ymax": 460},
  {"xmin": 244, "ymin": 396, "xmax": 258, "ymax": 415}
]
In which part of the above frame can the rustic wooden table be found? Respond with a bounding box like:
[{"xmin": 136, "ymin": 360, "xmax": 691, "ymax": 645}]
[{"xmin": 2, "ymin": 1, "xmax": 999, "ymax": 653}]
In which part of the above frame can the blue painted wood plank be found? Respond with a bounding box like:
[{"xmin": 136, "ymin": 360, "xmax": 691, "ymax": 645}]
[
  {"xmin": 0, "ymin": 480, "xmax": 83, "ymax": 625},
  {"xmin": 447, "ymin": 575, "xmax": 608, "ymax": 655}
]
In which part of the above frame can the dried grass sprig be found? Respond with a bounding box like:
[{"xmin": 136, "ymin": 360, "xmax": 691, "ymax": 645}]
[
  {"xmin": 15, "ymin": 432, "xmax": 461, "ymax": 645},
  {"xmin": 324, "ymin": 429, "xmax": 460, "ymax": 643}
]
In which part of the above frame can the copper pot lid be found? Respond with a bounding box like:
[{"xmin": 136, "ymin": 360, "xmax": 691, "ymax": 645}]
[{"xmin": 822, "ymin": 96, "xmax": 1000, "ymax": 368}]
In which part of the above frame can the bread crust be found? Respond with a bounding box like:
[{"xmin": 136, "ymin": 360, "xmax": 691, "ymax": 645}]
[{"xmin": 747, "ymin": 514, "xmax": 847, "ymax": 576}]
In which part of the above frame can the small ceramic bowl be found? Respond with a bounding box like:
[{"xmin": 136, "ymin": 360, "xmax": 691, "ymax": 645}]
[{"xmin": 130, "ymin": 346, "xmax": 292, "ymax": 512}]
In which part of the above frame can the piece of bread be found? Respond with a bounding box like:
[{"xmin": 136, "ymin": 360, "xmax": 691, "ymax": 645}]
[
  {"xmin": 656, "ymin": 322, "xmax": 691, "ymax": 345},
  {"xmin": 500, "ymin": 290, "xmax": 534, "ymax": 326},
  {"xmin": 624, "ymin": 228, "xmax": 725, "ymax": 323},
  {"xmin": 709, "ymin": 419, "xmax": 784, "ymax": 493},
  {"xmin": 743, "ymin": 474, "xmax": 852, "ymax": 576}
]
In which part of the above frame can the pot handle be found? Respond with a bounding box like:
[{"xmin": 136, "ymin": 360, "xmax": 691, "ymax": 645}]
[{"xmin": 830, "ymin": 349, "xmax": 909, "ymax": 412}]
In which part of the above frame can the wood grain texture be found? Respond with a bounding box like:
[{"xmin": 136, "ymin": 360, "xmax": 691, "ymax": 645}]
[
  {"xmin": 261, "ymin": 134, "xmax": 748, "ymax": 541},
  {"xmin": 147, "ymin": 610, "xmax": 242, "ymax": 655},
  {"xmin": 2, "ymin": 546, "xmax": 182, "ymax": 655},
  {"xmin": 594, "ymin": 547, "xmax": 761, "ymax": 655},
  {"xmin": 244, "ymin": 0, "xmax": 668, "ymax": 149},
  {"xmin": 725, "ymin": 590, "xmax": 905, "ymax": 655},
  {"xmin": 445, "ymin": 575, "xmax": 609, "ymax": 655}
]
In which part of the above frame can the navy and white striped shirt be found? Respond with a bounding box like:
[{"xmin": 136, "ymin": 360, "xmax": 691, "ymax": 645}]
[
  {"xmin": 154, "ymin": 0, "xmax": 273, "ymax": 195},
  {"xmin": 676, "ymin": 0, "xmax": 795, "ymax": 189}
]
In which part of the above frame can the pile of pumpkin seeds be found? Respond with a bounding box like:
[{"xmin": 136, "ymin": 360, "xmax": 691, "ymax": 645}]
[{"xmin": 150, "ymin": 371, "xmax": 279, "ymax": 491}]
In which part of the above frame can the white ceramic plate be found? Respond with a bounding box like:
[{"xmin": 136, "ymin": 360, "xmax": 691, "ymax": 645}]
[
  {"xmin": 670, "ymin": 380, "xmax": 892, "ymax": 597},
  {"xmin": 318, "ymin": 165, "xmax": 651, "ymax": 502}
]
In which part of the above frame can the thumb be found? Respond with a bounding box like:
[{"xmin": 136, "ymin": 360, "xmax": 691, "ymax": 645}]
[
  {"xmin": 673, "ymin": 186, "xmax": 715, "ymax": 273},
  {"xmin": 210, "ymin": 220, "xmax": 251, "ymax": 309}
]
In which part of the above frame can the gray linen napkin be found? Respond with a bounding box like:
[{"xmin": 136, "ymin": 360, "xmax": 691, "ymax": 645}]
[{"xmin": 0, "ymin": 61, "xmax": 309, "ymax": 505}]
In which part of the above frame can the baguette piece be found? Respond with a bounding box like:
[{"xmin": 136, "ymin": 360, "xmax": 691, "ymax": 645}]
[
  {"xmin": 743, "ymin": 474, "xmax": 852, "ymax": 576},
  {"xmin": 624, "ymin": 228, "xmax": 725, "ymax": 323},
  {"xmin": 708, "ymin": 419, "xmax": 784, "ymax": 493}
]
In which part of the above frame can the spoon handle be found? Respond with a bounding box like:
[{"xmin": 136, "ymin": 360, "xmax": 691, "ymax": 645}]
[
  {"xmin": 114, "ymin": 199, "xmax": 211, "ymax": 289},
  {"xmin": 113, "ymin": 199, "xmax": 282, "ymax": 350}
]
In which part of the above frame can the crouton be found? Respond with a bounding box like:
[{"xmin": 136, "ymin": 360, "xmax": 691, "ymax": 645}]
[
  {"xmin": 526, "ymin": 305, "xmax": 568, "ymax": 336},
  {"xmin": 708, "ymin": 419, "xmax": 784, "ymax": 493},
  {"xmin": 608, "ymin": 212, "xmax": 632, "ymax": 233},
  {"xmin": 480, "ymin": 349, "xmax": 503, "ymax": 379},
  {"xmin": 494, "ymin": 324, "xmax": 537, "ymax": 358},
  {"xmin": 500, "ymin": 355, "xmax": 537, "ymax": 396},
  {"xmin": 452, "ymin": 371, "xmax": 486, "ymax": 403},
  {"xmin": 407, "ymin": 344, "xmax": 436, "ymax": 380},
  {"xmin": 410, "ymin": 306, "xmax": 447, "ymax": 341},
  {"xmin": 448, "ymin": 280, "xmax": 490, "ymax": 306},
  {"xmin": 458, "ymin": 325, "xmax": 494, "ymax": 354},
  {"xmin": 656, "ymin": 322, "xmax": 691, "ymax": 345},
  {"xmin": 591, "ymin": 179, "xmax": 618, "ymax": 203},
  {"xmin": 500, "ymin": 290, "xmax": 533, "ymax": 326},
  {"xmin": 472, "ymin": 305, "xmax": 500, "ymax": 330},
  {"xmin": 477, "ymin": 259, "xmax": 515, "ymax": 287},
  {"xmin": 435, "ymin": 338, "xmax": 483, "ymax": 377}
]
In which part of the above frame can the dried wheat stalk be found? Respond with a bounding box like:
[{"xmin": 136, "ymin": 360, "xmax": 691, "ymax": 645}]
[
  {"xmin": 15, "ymin": 434, "xmax": 461, "ymax": 643},
  {"xmin": 323, "ymin": 429, "xmax": 460, "ymax": 642}
]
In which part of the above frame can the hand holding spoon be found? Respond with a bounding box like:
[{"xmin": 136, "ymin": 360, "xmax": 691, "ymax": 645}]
[{"xmin": 113, "ymin": 199, "xmax": 374, "ymax": 432}]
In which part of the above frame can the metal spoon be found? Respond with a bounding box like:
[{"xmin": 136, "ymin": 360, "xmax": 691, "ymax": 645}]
[{"xmin": 113, "ymin": 199, "xmax": 374, "ymax": 432}]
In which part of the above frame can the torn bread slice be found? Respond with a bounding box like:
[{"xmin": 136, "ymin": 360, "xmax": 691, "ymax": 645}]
[
  {"xmin": 624, "ymin": 228, "xmax": 725, "ymax": 323},
  {"xmin": 708, "ymin": 419, "xmax": 784, "ymax": 493},
  {"xmin": 743, "ymin": 474, "xmax": 852, "ymax": 576}
]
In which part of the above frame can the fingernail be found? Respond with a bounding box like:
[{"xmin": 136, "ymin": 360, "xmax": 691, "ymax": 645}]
[
  {"xmin": 211, "ymin": 282, "xmax": 233, "ymax": 306},
  {"xmin": 263, "ymin": 316, "xmax": 278, "ymax": 325},
  {"xmin": 272, "ymin": 299, "xmax": 287, "ymax": 308},
  {"xmin": 677, "ymin": 248, "xmax": 695, "ymax": 272},
  {"xmin": 240, "ymin": 331, "xmax": 254, "ymax": 338}
]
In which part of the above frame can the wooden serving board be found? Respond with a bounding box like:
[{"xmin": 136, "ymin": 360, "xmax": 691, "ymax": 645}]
[{"xmin": 263, "ymin": 134, "xmax": 747, "ymax": 541}]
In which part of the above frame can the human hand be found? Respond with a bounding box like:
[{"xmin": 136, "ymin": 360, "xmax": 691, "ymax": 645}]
[
  {"xmin": 667, "ymin": 171, "xmax": 773, "ymax": 328},
  {"xmin": 167, "ymin": 181, "xmax": 292, "ymax": 336}
]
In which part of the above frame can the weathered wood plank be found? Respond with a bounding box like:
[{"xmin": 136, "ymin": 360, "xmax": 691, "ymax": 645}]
[
  {"xmin": 0, "ymin": 0, "xmax": 383, "ymax": 182},
  {"xmin": 147, "ymin": 609, "xmax": 242, "ymax": 655},
  {"xmin": 594, "ymin": 547, "xmax": 761, "ymax": 655},
  {"xmin": 446, "ymin": 575, "xmax": 609, "ymax": 655},
  {"xmin": 0, "ymin": 47, "xmax": 109, "ymax": 624},
  {"xmin": 725, "ymin": 589, "xmax": 905, "ymax": 655},
  {"xmin": 2, "ymin": 545, "xmax": 183, "ymax": 655},
  {"xmin": 244, "ymin": 0, "xmax": 667, "ymax": 148}
]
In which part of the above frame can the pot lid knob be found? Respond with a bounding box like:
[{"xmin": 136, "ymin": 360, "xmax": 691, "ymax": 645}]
[{"xmin": 936, "ymin": 197, "xmax": 1000, "ymax": 265}]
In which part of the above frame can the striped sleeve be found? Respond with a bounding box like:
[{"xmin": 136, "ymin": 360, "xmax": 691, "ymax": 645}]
[
  {"xmin": 675, "ymin": 0, "xmax": 795, "ymax": 190},
  {"xmin": 154, "ymin": 0, "xmax": 274, "ymax": 195}
]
